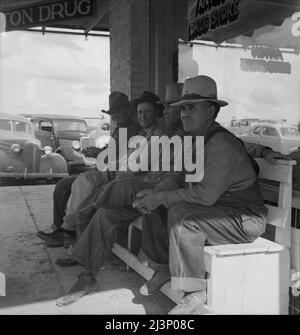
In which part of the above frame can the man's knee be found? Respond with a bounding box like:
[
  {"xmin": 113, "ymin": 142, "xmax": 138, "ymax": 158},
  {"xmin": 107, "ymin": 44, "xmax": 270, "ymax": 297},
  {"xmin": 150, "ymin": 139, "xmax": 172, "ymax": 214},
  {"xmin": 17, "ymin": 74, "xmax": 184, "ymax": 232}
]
[
  {"xmin": 168, "ymin": 203, "xmax": 190, "ymax": 227},
  {"xmin": 54, "ymin": 176, "xmax": 76, "ymax": 196},
  {"xmin": 167, "ymin": 203, "xmax": 205, "ymax": 239}
]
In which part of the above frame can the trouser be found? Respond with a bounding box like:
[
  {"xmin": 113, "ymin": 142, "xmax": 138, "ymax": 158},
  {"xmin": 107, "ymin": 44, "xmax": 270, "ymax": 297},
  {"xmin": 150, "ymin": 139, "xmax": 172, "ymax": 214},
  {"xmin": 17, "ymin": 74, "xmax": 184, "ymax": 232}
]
[
  {"xmin": 143, "ymin": 200, "xmax": 267, "ymax": 292},
  {"xmin": 62, "ymin": 169, "xmax": 112, "ymax": 231},
  {"xmin": 53, "ymin": 176, "xmax": 77, "ymax": 229},
  {"xmin": 72, "ymin": 177, "xmax": 153, "ymax": 274}
]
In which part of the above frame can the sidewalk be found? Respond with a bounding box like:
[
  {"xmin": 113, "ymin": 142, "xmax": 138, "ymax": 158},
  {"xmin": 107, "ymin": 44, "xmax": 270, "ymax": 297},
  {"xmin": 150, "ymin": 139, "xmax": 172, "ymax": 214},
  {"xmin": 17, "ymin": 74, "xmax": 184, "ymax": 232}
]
[{"xmin": 0, "ymin": 185, "xmax": 173, "ymax": 314}]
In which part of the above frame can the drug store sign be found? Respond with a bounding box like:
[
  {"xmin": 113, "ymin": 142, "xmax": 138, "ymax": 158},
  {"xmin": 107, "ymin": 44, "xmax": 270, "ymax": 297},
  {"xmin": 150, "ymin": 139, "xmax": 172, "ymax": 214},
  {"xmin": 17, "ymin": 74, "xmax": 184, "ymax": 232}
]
[{"xmin": 188, "ymin": 0, "xmax": 240, "ymax": 41}]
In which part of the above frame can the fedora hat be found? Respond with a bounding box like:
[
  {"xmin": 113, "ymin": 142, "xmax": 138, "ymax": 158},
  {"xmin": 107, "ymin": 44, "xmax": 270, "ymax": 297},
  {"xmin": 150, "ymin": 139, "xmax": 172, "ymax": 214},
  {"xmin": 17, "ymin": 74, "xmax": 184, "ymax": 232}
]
[
  {"xmin": 171, "ymin": 76, "xmax": 228, "ymax": 107},
  {"xmin": 165, "ymin": 83, "xmax": 184, "ymax": 104},
  {"xmin": 102, "ymin": 91, "xmax": 131, "ymax": 115},
  {"xmin": 132, "ymin": 91, "xmax": 164, "ymax": 117}
]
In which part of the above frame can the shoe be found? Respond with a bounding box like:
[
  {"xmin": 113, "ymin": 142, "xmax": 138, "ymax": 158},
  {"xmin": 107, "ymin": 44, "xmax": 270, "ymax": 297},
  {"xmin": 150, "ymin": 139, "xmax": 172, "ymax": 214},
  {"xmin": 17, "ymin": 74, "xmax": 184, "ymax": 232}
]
[
  {"xmin": 139, "ymin": 268, "xmax": 170, "ymax": 296},
  {"xmin": 56, "ymin": 256, "xmax": 79, "ymax": 267},
  {"xmin": 168, "ymin": 290, "xmax": 207, "ymax": 315},
  {"xmin": 37, "ymin": 229, "xmax": 65, "ymax": 244},
  {"xmin": 45, "ymin": 240, "xmax": 65, "ymax": 248},
  {"xmin": 63, "ymin": 230, "xmax": 76, "ymax": 249},
  {"xmin": 56, "ymin": 271, "xmax": 97, "ymax": 306}
]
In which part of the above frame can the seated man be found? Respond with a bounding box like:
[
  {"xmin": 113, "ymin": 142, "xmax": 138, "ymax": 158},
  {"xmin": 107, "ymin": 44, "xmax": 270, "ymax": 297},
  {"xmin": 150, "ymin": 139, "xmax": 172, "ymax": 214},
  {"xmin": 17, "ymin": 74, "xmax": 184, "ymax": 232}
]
[
  {"xmin": 37, "ymin": 91, "xmax": 141, "ymax": 247},
  {"xmin": 54, "ymin": 91, "xmax": 166, "ymax": 291},
  {"xmin": 132, "ymin": 75, "xmax": 269, "ymax": 314},
  {"xmin": 58, "ymin": 91, "xmax": 165, "ymax": 240},
  {"xmin": 164, "ymin": 83, "xmax": 291, "ymax": 164},
  {"xmin": 55, "ymin": 81, "xmax": 288, "ymax": 307}
]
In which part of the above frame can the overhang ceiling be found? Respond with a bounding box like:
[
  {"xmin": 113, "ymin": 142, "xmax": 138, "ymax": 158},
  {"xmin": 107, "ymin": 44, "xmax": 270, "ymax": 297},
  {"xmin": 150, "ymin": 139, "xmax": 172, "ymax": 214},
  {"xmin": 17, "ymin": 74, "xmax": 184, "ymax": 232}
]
[{"xmin": 1, "ymin": 0, "xmax": 300, "ymax": 46}]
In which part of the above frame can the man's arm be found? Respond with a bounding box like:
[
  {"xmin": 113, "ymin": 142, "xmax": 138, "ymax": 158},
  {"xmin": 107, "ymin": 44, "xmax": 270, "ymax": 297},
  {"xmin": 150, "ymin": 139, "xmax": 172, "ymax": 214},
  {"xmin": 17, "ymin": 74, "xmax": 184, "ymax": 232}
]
[
  {"xmin": 243, "ymin": 141, "xmax": 292, "ymax": 163},
  {"xmin": 243, "ymin": 141, "xmax": 269, "ymax": 158},
  {"xmin": 134, "ymin": 135, "xmax": 252, "ymax": 212}
]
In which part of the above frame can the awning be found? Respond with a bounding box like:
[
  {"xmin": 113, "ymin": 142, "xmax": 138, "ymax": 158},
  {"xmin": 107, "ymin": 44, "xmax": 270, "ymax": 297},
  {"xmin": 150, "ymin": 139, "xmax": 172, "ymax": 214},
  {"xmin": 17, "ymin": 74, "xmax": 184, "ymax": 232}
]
[{"xmin": 188, "ymin": 0, "xmax": 300, "ymax": 48}]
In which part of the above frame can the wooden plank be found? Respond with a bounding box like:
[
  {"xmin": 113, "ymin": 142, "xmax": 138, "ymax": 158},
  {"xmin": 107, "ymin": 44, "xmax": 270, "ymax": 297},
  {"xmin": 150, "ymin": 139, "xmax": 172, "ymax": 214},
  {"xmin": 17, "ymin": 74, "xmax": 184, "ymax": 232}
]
[
  {"xmin": 255, "ymin": 158, "xmax": 295, "ymax": 183},
  {"xmin": 204, "ymin": 237, "xmax": 283, "ymax": 257},
  {"xmin": 265, "ymin": 204, "xmax": 288, "ymax": 229},
  {"xmin": 259, "ymin": 182, "xmax": 300, "ymax": 210},
  {"xmin": 112, "ymin": 244, "xmax": 213, "ymax": 314}
]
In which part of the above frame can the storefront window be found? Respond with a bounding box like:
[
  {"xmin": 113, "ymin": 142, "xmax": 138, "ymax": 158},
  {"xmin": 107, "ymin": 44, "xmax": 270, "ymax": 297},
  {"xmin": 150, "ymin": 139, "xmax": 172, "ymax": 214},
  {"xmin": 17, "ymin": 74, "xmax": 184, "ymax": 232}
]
[{"xmin": 180, "ymin": 3, "xmax": 300, "ymax": 158}]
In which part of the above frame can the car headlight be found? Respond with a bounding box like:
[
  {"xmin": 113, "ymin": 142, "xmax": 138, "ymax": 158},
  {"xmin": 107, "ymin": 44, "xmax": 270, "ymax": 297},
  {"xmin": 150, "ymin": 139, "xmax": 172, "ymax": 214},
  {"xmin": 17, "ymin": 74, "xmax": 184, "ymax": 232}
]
[
  {"xmin": 44, "ymin": 146, "xmax": 53, "ymax": 155},
  {"xmin": 72, "ymin": 140, "xmax": 81, "ymax": 150},
  {"xmin": 10, "ymin": 143, "xmax": 22, "ymax": 153},
  {"xmin": 101, "ymin": 123, "xmax": 110, "ymax": 131}
]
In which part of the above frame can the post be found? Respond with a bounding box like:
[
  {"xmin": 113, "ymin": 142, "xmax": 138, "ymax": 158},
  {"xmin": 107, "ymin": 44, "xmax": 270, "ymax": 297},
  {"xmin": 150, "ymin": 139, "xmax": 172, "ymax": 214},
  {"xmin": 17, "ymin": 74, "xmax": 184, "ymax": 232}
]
[
  {"xmin": 0, "ymin": 11, "xmax": 6, "ymax": 113},
  {"xmin": 0, "ymin": 272, "xmax": 6, "ymax": 297}
]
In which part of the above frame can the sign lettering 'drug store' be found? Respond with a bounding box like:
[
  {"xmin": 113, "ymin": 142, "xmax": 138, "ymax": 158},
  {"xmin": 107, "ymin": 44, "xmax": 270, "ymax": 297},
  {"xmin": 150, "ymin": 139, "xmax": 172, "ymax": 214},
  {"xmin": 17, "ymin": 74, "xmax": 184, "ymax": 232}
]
[
  {"xmin": 2, "ymin": 0, "xmax": 96, "ymax": 31},
  {"xmin": 188, "ymin": 0, "xmax": 240, "ymax": 41}
]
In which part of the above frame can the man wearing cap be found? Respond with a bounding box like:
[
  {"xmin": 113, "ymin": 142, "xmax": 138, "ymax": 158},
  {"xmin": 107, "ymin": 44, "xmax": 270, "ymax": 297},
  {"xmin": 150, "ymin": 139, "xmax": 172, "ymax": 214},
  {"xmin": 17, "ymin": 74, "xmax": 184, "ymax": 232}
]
[
  {"xmin": 37, "ymin": 91, "xmax": 141, "ymax": 247},
  {"xmin": 55, "ymin": 91, "xmax": 169, "ymax": 305},
  {"xmin": 133, "ymin": 75, "xmax": 269, "ymax": 314}
]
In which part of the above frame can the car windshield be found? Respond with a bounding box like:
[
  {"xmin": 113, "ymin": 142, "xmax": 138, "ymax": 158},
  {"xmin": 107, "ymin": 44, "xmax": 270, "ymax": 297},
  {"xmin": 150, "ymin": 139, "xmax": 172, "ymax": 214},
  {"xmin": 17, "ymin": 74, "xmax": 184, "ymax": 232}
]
[
  {"xmin": 0, "ymin": 119, "xmax": 32, "ymax": 135},
  {"xmin": 85, "ymin": 118, "xmax": 101, "ymax": 130},
  {"xmin": 280, "ymin": 127, "xmax": 300, "ymax": 137},
  {"xmin": 53, "ymin": 120, "xmax": 87, "ymax": 132},
  {"xmin": 0, "ymin": 119, "xmax": 11, "ymax": 131}
]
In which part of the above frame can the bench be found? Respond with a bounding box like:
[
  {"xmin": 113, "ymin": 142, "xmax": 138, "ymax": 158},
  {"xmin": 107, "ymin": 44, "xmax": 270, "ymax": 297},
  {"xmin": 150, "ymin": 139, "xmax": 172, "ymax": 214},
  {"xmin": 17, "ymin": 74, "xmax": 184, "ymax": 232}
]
[{"xmin": 112, "ymin": 158, "xmax": 296, "ymax": 314}]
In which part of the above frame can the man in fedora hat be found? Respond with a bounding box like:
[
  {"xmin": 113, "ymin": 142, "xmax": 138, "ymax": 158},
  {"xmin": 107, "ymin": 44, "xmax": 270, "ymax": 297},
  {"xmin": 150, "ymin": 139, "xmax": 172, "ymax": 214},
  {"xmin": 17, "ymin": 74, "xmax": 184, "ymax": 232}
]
[
  {"xmin": 55, "ymin": 90, "xmax": 171, "ymax": 305},
  {"xmin": 133, "ymin": 75, "xmax": 269, "ymax": 314},
  {"xmin": 163, "ymin": 82, "xmax": 290, "ymax": 162},
  {"xmin": 37, "ymin": 91, "xmax": 141, "ymax": 248}
]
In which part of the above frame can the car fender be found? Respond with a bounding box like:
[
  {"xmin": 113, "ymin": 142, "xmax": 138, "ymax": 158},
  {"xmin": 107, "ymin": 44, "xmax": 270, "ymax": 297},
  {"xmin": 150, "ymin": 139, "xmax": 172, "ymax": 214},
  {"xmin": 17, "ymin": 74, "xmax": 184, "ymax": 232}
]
[
  {"xmin": 40, "ymin": 153, "xmax": 68, "ymax": 174},
  {"xmin": 288, "ymin": 147, "xmax": 299, "ymax": 155},
  {"xmin": 0, "ymin": 151, "xmax": 9, "ymax": 172}
]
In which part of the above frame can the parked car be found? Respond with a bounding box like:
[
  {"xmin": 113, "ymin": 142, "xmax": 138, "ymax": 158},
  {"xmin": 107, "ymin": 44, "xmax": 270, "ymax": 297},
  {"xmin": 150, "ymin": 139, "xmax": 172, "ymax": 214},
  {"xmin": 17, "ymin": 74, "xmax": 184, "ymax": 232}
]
[
  {"xmin": 80, "ymin": 116, "xmax": 111, "ymax": 167},
  {"xmin": 30, "ymin": 114, "xmax": 90, "ymax": 174},
  {"xmin": 239, "ymin": 123, "xmax": 300, "ymax": 154},
  {"xmin": 231, "ymin": 118, "xmax": 260, "ymax": 127},
  {"xmin": 0, "ymin": 113, "xmax": 68, "ymax": 184}
]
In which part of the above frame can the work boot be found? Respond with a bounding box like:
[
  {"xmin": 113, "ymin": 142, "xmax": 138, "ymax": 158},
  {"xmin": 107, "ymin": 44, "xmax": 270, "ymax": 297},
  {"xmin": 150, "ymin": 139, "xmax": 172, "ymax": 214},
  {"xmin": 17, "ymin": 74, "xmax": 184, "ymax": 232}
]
[
  {"xmin": 37, "ymin": 229, "xmax": 65, "ymax": 247},
  {"xmin": 168, "ymin": 290, "xmax": 207, "ymax": 315},
  {"xmin": 56, "ymin": 270, "xmax": 97, "ymax": 306},
  {"xmin": 63, "ymin": 230, "xmax": 76, "ymax": 249},
  {"xmin": 56, "ymin": 256, "xmax": 79, "ymax": 267},
  {"xmin": 139, "ymin": 267, "xmax": 170, "ymax": 296}
]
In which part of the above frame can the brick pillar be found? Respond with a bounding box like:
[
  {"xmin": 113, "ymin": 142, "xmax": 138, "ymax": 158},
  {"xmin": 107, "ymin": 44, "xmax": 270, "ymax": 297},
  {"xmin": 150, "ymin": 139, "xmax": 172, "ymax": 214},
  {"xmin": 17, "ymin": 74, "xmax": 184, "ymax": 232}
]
[
  {"xmin": 109, "ymin": 0, "xmax": 186, "ymax": 101},
  {"xmin": 109, "ymin": 0, "xmax": 151, "ymax": 100}
]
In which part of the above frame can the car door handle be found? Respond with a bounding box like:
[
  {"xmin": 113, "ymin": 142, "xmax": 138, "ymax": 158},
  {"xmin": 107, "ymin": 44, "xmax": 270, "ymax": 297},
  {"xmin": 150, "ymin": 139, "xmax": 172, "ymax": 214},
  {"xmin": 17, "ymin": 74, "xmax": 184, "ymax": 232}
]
[{"xmin": 49, "ymin": 136, "xmax": 54, "ymax": 140}]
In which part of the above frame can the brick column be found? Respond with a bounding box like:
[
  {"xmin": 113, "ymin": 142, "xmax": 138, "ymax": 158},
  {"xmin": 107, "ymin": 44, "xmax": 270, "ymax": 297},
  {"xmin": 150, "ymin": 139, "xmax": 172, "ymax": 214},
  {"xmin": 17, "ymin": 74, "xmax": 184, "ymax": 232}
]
[
  {"xmin": 109, "ymin": 0, "xmax": 187, "ymax": 101},
  {"xmin": 109, "ymin": 0, "xmax": 151, "ymax": 100}
]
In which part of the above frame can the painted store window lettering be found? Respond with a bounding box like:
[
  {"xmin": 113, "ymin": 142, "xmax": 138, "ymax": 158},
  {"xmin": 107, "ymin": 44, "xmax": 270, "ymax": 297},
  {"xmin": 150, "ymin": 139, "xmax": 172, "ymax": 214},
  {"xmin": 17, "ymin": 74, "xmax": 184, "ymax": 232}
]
[{"xmin": 188, "ymin": 0, "xmax": 240, "ymax": 41}]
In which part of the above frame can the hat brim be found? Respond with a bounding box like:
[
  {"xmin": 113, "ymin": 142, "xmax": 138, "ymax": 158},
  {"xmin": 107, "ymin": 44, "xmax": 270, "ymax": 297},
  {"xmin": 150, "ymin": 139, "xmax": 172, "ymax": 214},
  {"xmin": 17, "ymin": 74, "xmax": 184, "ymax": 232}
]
[
  {"xmin": 171, "ymin": 98, "xmax": 228, "ymax": 108},
  {"xmin": 102, "ymin": 103, "xmax": 131, "ymax": 115}
]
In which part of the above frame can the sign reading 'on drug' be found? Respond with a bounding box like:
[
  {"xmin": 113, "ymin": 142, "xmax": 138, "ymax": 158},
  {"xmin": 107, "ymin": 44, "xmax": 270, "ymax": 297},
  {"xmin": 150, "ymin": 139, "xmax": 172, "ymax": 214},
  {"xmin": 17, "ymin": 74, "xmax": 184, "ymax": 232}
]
[{"xmin": 2, "ymin": 0, "xmax": 96, "ymax": 32}]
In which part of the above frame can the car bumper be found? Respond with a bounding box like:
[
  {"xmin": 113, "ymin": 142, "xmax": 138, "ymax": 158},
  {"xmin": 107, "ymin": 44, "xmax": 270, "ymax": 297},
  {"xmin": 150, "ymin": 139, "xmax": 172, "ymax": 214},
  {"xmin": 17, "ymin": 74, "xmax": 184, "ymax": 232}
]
[{"xmin": 0, "ymin": 169, "xmax": 69, "ymax": 179}]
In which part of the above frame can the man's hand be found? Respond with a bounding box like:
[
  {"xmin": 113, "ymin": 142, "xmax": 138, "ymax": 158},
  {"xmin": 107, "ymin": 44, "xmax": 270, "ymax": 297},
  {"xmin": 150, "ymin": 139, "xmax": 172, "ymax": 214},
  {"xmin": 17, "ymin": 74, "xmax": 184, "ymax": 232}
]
[
  {"xmin": 132, "ymin": 189, "xmax": 163, "ymax": 214},
  {"xmin": 82, "ymin": 146, "xmax": 101, "ymax": 158},
  {"xmin": 262, "ymin": 148, "xmax": 292, "ymax": 165}
]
